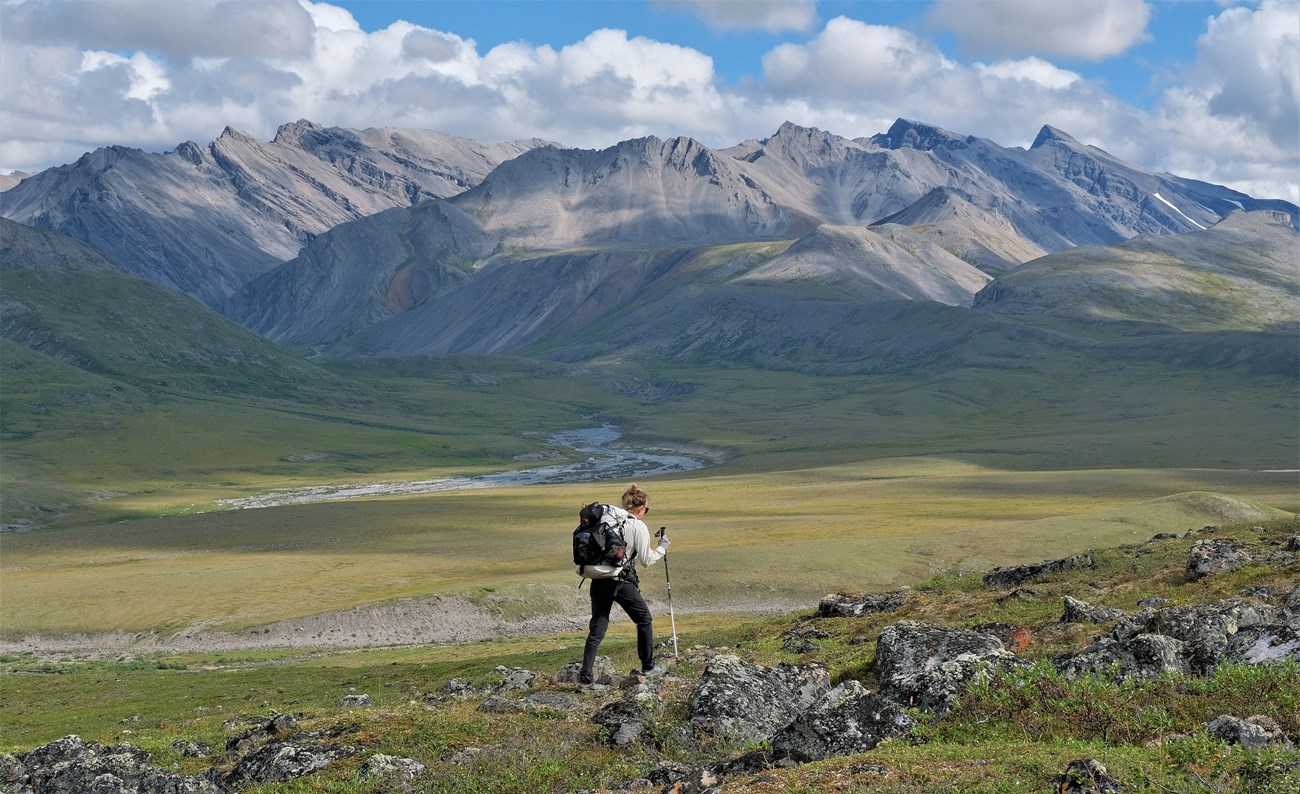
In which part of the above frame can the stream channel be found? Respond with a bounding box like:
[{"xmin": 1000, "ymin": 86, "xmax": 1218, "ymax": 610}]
[{"xmin": 217, "ymin": 426, "xmax": 708, "ymax": 509}]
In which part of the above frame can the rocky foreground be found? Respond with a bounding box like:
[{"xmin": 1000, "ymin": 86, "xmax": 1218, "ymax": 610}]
[{"xmin": 4, "ymin": 526, "xmax": 1298, "ymax": 793}]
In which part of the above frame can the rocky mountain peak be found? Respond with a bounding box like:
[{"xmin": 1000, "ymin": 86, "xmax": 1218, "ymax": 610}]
[
  {"xmin": 272, "ymin": 119, "xmax": 326, "ymax": 146},
  {"xmin": 1030, "ymin": 125, "xmax": 1081, "ymax": 150},
  {"xmin": 872, "ymin": 119, "xmax": 970, "ymax": 151}
]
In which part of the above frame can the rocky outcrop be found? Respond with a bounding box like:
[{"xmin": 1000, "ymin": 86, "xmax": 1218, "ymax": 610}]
[
  {"xmin": 1187, "ymin": 538, "xmax": 1255, "ymax": 579},
  {"xmin": 358, "ymin": 754, "xmax": 427, "ymax": 791},
  {"xmin": 1055, "ymin": 634, "xmax": 1190, "ymax": 681},
  {"xmin": 2, "ymin": 735, "xmax": 219, "ymax": 793},
  {"xmin": 591, "ymin": 678, "xmax": 668, "ymax": 747},
  {"xmin": 816, "ymin": 590, "xmax": 908, "ymax": 618},
  {"xmin": 874, "ymin": 621, "xmax": 1026, "ymax": 713},
  {"xmin": 1109, "ymin": 598, "xmax": 1287, "ymax": 673},
  {"xmin": 687, "ymin": 655, "xmax": 829, "ymax": 743},
  {"xmin": 225, "ymin": 740, "xmax": 358, "ymax": 787},
  {"xmin": 768, "ymin": 681, "xmax": 916, "ymax": 762},
  {"xmin": 983, "ymin": 550, "xmax": 1095, "ymax": 589},
  {"xmin": 1061, "ymin": 596, "xmax": 1125, "ymax": 624}
]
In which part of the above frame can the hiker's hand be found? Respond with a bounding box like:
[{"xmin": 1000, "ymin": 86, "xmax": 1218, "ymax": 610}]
[{"xmin": 657, "ymin": 537, "xmax": 671, "ymax": 551}]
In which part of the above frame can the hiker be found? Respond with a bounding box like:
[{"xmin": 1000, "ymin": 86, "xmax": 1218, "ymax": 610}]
[{"xmin": 579, "ymin": 483, "xmax": 670, "ymax": 685}]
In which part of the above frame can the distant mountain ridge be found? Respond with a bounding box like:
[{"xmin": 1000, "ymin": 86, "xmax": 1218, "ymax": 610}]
[
  {"xmin": 3, "ymin": 118, "xmax": 1296, "ymax": 367},
  {"xmin": 0, "ymin": 121, "xmax": 552, "ymax": 307},
  {"xmin": 223, "ymin": 120, "xmax": 1297, "ymax": 357}
]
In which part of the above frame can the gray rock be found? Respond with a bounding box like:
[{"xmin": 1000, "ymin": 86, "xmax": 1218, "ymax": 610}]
[
  {"xmin": 1206, "ymin": 714, "xmax": 1295, "ymax": 750},
  {"xmin": 1222, "ymin": 623, "xmax": 1300, "ymax": 665},
  {"xmin": 592, "ymin": 681, "xmax": 666, "ymax": 747},
  {"xmin": 1137, "ymin": 597, "xmax": 1167, "ymax": 609},
  {"xmin": 983, "ymin": 550, "xmax": 1094, "ymax": 589},
  {"xmin": 1110, "ymin": 598, "xmax": 1286, "ymax": 673},
  {"xmin": 225, "ymin": 713, "xmax": 298, "ymax": 760},
  {"xmin": 1055, "ymin": 634, "xmax": 1190, "ymax": 681},
  {"xmin": 10, "ymin": 735, "xmax": 219, "ymax": 794},
  {"xmin": 769, "ymin": 681, "xmax": 916, "ymax": 762},
  {"xmin": 168, "ymin": 740, "xmax": 210, "ymax": 759},
  {"xmin": 687, "ymin": 654, "xmax": 830, "ymax": 743},
  {"xmin": 359, "ymin": 753, "xmax": 426, "ymax": 790},
  {"xmin": 1287, "ymin": 536, "xmax": 1300, "ymax": 552},
  {"xmin": 1057, "ymin": 758, "xmax": 1124, "ymax": 793},
  {"xmin": 1286, "ymin": 584, "xmax": 1300, "ymax": 615},
  {"xmin": 491, "ymin": 665, "xmax": 536, "ymax": 692},
  {"xmin": 338, "ymin": 693, "xmax": 372, "ymax": 708},
  {"xmin": 874, "ymin": 621, "xmax": 1025, "ymax": 713},
  {"xmin": 816, "ymin": 590, "xmax": 908, "ymax": 617},
  {"xmin": 1061, "ymin": 596, "xmax": 1125, "ymax": 624},
  {"xmin": 556, "ymin": 656, "xmax": 621, "ymax": 686},
  {"xmin": 1186, "ymin": 539, "xmax": 1253, "ymax": 580},
  {"xmin": 225, "ymin": 740, "xmax": 358, "ymax": 786}
]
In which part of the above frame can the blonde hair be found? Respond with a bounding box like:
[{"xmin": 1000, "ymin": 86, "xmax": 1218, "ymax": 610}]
[{"xmin": 621, "ymin": 483, "xmax": 650, "ymax": 511}]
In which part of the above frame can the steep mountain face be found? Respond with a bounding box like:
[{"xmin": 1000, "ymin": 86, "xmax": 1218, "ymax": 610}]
[
  {"xmin": 451, "ymin": 135, "xmax": 811, "ymax": 247},
  {"xmin": 0, "ymin": 121, "xmax": 550, "ymax": 307},
  {"xmin": 733, "ymin": 223, "xmax": 990, "ymax": 305},
  {"xmin": 973, "ymin": 210, "xmax": 1300, "ymax": 331},
  {"xmin": 873, "ymin": 187, "xmax": 1047, "ymax": 275}
]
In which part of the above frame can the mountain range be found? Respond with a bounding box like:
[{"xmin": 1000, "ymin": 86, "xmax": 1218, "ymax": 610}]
[{"xmin": 1, "ymin": 118, "xmax": 1296, "ymax": 371}]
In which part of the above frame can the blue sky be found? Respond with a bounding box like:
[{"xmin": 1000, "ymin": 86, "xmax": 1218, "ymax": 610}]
[{"xmin": 2, "ymin": 0, "xmax": 1297, "ymax": 200}]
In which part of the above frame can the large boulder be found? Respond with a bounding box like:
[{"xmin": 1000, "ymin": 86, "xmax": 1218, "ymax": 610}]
[
  {"xmin": 1061, "ymin": 596, "xmax": 1125, "ymax": 624},
  {"xmin": 1110, "ymin": 598, "xmax": 1286, "ymax": 673},
  {"xmin": 1055, "ymin": 634, "xmax": 1190, "ymax": 681},
  {"xmin": 983, "ymin": 551, "xmax": 1094, "ymax": 589},
  {"xmin": 687, "ymin": 654, "xmax": 830, "ymax": 744},
  {"xmin": 874, "ymin": 621, "xmax": 1025, "ymax": 713},
  {"xmin": 1186, "ymin": 539, "xmax": 1254, "ymax": 579},
  {"xmin": 6, "ymin": 735, "xmax": 219, "ymax": 794},
  {"xmin": 816, "ymin": 590, "xmax": 908, "ymax": 618},
  {"xmin": 225, "ymin": 740, "xmax": 358, "ymax": 787},
  {"xmin": 1206, "ymin": 714, "xmax": 1296, "ymax": 750},
  {"xmin": 768, "ymin": 680, "xmax": 916, "ymax": 762}
]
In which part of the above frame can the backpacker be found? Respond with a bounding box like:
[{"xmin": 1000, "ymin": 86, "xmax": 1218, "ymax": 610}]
[{"xmin": 573, "ymin": 502, "xmax": 630, "ymax": 579}]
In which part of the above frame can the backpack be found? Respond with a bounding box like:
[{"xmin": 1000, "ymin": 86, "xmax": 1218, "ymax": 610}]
[{"xmin": 572, "ymin": 502, "xmax": 630, "ymax": 579}]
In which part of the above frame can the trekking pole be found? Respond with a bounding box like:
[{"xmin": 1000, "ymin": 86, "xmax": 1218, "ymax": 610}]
[{"xmin": 657, "ymin": 526, "xmax": 679, "ymax": 658}]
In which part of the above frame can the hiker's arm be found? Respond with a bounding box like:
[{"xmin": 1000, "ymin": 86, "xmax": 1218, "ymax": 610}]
[{"xmin": 631, "ymin": 520, "xmax": 665, "ymax": 566}]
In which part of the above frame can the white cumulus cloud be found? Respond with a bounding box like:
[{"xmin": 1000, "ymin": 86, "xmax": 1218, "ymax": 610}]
[{"xmin": 928, "ymin": 0, "xmax": 1152, "ymax": 60}]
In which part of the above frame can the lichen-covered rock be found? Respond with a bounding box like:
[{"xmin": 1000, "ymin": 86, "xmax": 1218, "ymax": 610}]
[
  {"xmin": 1206, "ymin": 714, "xmax": 1296, "ymax": 750},
  {"xmin": 1055, "ymin": 634, "xmax": 1190, "ymax": 681},
  {"xmin": 1222, "ymin": 623, "xmax": 1300, "ymax": 665},
  {"xmin": 1057, "ymin": 758, "xmax": 1124, "ymax": 793},
  {"xmin": 769, "ymin": 681, "xmax": 916, "ymax": 762},
  {"xmin": 688, "ymin": 654, "xmax": 829, "ymax": 743},
  {"xmin": 983, "ymin": 550, "xmax": 1094, "ymax": 589},
  {"xmin": 1110, "ymin": 598, "xmax": 1286, "ymax": 673},
  {"xmin": 1186, "ymin": 539, "xmax": 1253, "ymax": 580},
  {"xmin": 491, "ymin": 666, "xmax": 536, "ymax": 692},
  {"xmin": 556, "ymin": 656, "xmax": 621, "ymax": 686},
  {"xmin": 816, "ymin": 590, "xmax": 907, "ymax": 618},
  {"xmin": 1061, "ymin": 596, "xmax": 1125, "ymax": 624},
  {"xmin": 225, "ymin": 740, "xmax": 358, "ymax": 786},
  {"xmin": 874, "ymin": 621, "xmax": 1025, "ymax": 713},
  {"xmin": 9, "ymin": 735, "xmax": 219, "ymax": 794},
  {"xmin": 359, "ymin": 753, "xmax": 426, "ymax": 790},
  {"xmin": 225, "ymin": 713, "xmax": 299, "ymax": 760},
  {"xmin": 592, "ymin": 680, "xmax": 667, "ymax": 747},
  {"xmin": 338, "ymin": 693, "xmax": 372, "ymax": 708}
]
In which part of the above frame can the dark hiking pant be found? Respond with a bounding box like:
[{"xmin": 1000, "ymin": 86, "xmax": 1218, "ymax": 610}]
[{"xmin": 580, "ymin": 577, "xmax": 653, "ymax": 683}]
